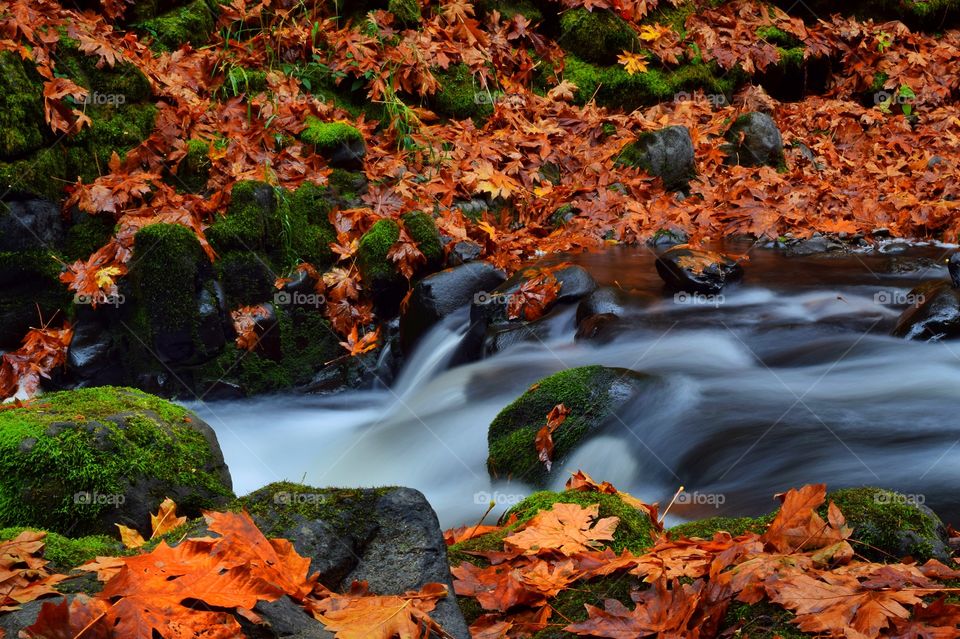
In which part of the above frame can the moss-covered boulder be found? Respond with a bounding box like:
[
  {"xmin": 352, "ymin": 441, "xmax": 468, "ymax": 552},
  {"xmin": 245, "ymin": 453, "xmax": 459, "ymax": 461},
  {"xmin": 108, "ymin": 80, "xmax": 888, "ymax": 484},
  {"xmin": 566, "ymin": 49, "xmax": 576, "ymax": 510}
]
[
  {"xmin": 129, "ymin": 223, "xmax": 228, "ymax": 367},
  {"xmin": 357, "ymin": 218, "xmax": 405, "ymax": 314},
  {"xmin": 63, "ymin": 213, "xmax": 115, "ymax": 262},
  {"xmin": 669, "ymin": 513, "xmax": 775, "ymax": 539},
  {"xmin": 723, "ymin": 111, "xmax": 785, "ymax": 168},
  {"xmin": 558, "ymin": 8, "xmax": 639, "ymax": 65},
  {"xmin": 0, "ymin": 387, "xmax": 233, "ymax": 536},
  {"xmin": 136, "ymin": 0, "xmax": 219, "ymax": 50},
  {"xmin": 824, "ymin": 487, "xmax": 952, "ymax": 562},
  {"xmin": 301, "ymin": 117, "xmax": 366, "ymax": 171},
  {"xmin": 617, "ymin": 125, "xmax": 696, "ymax": 191},
  {"xmin": 170, "ymin": 138, "xmax": 212, "ymax": 193},
  {"xmin": 488, "ymin": 366, "xmax": 654, "ymax": 486},
  {"xmin": 401, "ymin": 210, "xmax": 443, "ymax": 270},
  {"xmin": 239, "ymin": 482, "xmax": 470, "ymax": 638},
  {"xmin": 0, "ymin": 42, "xmax": 156, "ymax": 203},
  {"xmin": 432, "ymin": 63, "xmax": 494, "ymax": 121}
]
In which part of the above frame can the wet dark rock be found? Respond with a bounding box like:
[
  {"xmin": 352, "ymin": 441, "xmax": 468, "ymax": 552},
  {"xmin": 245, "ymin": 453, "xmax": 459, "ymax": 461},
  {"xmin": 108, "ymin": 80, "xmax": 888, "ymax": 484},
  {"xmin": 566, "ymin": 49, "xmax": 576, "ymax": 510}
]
[
  {"xmin": 723, "ymin": 112, "xmax": 785, "ymax": 168},
  {"xmin": 240, "ymin": 483, "xmax": 470, "ymax": 639},
  {"xmin": 446, "ymin": 240, "xmax": 483, "ymax": 266},
  {"xmin": 453, "ymin": 198, "xmax": 490, "ymax": 219},
  {"xmin": 617, "ymin": 125, "xmax": 696, "ymax": 191},
  {"xmin": 0, "ymin": 195, "xmax": 63, "ymax": 251},
  {"xmin": 576, "ymin": 287, "xmax": 629, "ymax": 324},
  {"xmin": 647, "ymin": 227, "xmax": 689, "ymax": 247},
  {"xmin": 575, "ymin": 312, "xmax": 624, "ymax": 343},
  {"xmin": 473, "ymin": 264, "xmax": 598, "ymax": 327},
  {"xmin": 66, "ymin": 309, "xmax": 125, "ymax": 387},
  {"xmin": 241, "ymin": 596, "xmax": 334, "ymax": 638},
  {"xmin": 400, "ymin": 261, "xmax": 506, "ymax": 354},
  {"xmin": 326, "ymin": 137, "xmax": 366, "ymax": 171},
  {"xmin": 787, "ymin": 234, "xmax": 845, "ymax": 256},
  {"xmin": 892, "ymin": 281, "xmax": 960, "ymax": 341},
  {"xmin": 655, "ymin": 245, "xmax": 743, "ymax": 294}
]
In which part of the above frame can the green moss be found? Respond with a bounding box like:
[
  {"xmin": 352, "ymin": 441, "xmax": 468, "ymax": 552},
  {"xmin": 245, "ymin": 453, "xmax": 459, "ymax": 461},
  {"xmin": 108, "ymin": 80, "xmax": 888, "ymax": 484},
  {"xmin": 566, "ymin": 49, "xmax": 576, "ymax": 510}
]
[
  {"xmin": 0, "ymin": 51, "xmax": 47, "ymax": 159},
  {"xmin": 0, "ymin": 527, "xmax": 126, "ymax": 571},
  {"xmin": 64, "ymin": 215, "xmax": 115, "ymax": 262},
  {"xmin": 216, "ymin": 251, "xmax": 276, "ymax": 307},
  {"xmin": 559, "ymin": 8, "xmax": 639, "ymax": 65},
  {"xmin": 432, "ymin": 63, "xmax": 494, "ymax": 122},
  {"xmin": 0, "ymin": 249, "xmax": 70, "ymax": 347},
  {"xmin": 56, "ymin": 38, "xmax": 152, "ymax": 103},
  {"xmin": 533, "ymin": 575, "xmax": 641, "ymax": 639},
  {"xmin": 300, "ymin": 118, "xmax": 364, "ymax": 152},
  {"xmin": 488, "ymin": 366, "xmax": 649, "ymax": 486},
  {"xmin": 287, "ymin": 181, "xmax": 337, "ymax": 267},
  {"xmin": 131, "ymin": 223, "xmax": 205, "ymax": 338},
  {"xmin": 357, "ymin": 218, "xmax": 401, "ymax": 284},
  {"xmin": 401, "ymin": 210, "xmax": 442, "ymax": 269},
  {"xmin": 669, "ymin": 513, "xmax": 774, "ymax": 539},
  {"xmin": 0, "ymin": 147, "xmax": 69, "ymax": 202},
  {"xmin": 561, "ymin": 52, "xmax": 740, "ymax": 111},
  {"xmin": 387, "ymin": 0, "xmax": 421, "ymax": 24},
  {"xmin": 756, "ymin": 26, "xmax": 802, "ymax": 49},
  {"xmin": 723, "ymin": 601, "xmax": 810, "ymax": 638},
  {"xmin": 220, "ymin": 67, "xmax": 268, "ymax": 98},
  {"xmin": 824, "ymin": 487, "xmax": 947, "ymax": 562},
  {"xmin": 327, "ymin": 169, "xmax": 365, "ymax": 202},
  {"xmin": 173, "ymin": 138, "xmax": 212, "ymax": 193},
  {"xmin": 476, "ymin": 0, "xmax": 543, "ymax": 22},
  {"xmin": 0, "ymin": 387, "xmax": 232, "ymax": 534},
  {"xmin": 201, "ymin": 307, "xmax": 340, "ymax": 395},
  {"xmin": 207, "ymin": 181, "xmax": 281, "ymax": 256},
  {"xmin": 238, "ymin": 481, "xmax": 393, "ymax": 539},
  {"xmin": 137, "ymin": 0, "xmax": 218, "ymax": 50}
]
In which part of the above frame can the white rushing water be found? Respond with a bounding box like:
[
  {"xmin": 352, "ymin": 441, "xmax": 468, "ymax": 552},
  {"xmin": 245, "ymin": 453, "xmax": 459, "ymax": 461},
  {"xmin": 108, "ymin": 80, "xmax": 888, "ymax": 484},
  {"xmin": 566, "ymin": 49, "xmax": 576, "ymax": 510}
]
[{"xmin": 187, "ymin": 249, "xmax": 960, "ymax": 528}]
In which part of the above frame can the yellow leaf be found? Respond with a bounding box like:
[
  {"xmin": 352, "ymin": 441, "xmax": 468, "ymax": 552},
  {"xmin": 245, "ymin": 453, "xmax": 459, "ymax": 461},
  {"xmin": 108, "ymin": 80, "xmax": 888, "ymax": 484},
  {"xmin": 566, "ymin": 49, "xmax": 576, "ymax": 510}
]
[
  {"xmin": 95, "ymin": 266, "xmax": 123, "ymax": 289},
  {"xmin": 477, "ymin": 221, "xmax": 497, "ymax": 241},
  {"xmin": 150, "ymin": 497, "xmax": 187, "ymax": 539},
  {"xmin": 116, "ymin": 524, "xmax": 146, "ymax": 549},
  {"xmin": 617, "ymin": 51, "xmax": 649, "ymax": 76},
  {"xmin": 639, "ymin": 24, "xmax": 669, "ymax": 42}
]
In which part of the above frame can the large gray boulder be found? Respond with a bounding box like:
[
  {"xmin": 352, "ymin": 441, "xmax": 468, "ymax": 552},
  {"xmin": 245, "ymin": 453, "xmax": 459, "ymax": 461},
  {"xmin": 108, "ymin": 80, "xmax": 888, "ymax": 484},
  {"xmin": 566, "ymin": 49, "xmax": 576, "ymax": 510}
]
[
  {"xmin": 723, "ymin": 111, "xmax": 785, "ymax": 167},
  {"xmin": 617, "ymin": 125, "xmax": 696, "ymax": 191}
]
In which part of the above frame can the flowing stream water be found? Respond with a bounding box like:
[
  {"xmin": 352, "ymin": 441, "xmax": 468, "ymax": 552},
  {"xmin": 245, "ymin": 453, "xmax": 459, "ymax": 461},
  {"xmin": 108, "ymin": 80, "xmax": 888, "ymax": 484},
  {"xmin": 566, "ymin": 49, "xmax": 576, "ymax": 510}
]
[{"xmin": 187, "ymin": 242, "xmax": 960, "ymax": 528}]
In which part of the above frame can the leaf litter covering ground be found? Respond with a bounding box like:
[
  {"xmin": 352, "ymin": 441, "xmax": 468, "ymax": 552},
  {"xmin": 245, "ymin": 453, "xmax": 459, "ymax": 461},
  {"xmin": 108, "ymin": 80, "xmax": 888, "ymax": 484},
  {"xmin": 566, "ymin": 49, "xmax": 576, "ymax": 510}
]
[
  {"xmin": 3, "ymin": 0, "xmax": 960, "ymax": 398},
  {"xmin": 2, "ymin": 478, "xmax": 960, "ymax": 637}
]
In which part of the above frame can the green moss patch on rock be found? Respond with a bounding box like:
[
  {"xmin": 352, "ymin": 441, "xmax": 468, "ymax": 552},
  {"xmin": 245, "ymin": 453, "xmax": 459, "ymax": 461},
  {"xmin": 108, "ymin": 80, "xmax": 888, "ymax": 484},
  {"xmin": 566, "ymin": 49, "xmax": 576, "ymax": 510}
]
[
  {"xmin": 558, "ymin": 8, "xmax": 639, "ymax": 65},
  {"xmin": 0, "ymin": 527, "xmax": 127, "ymax": 572},
  {"xmin": 432, "ymin": 63, "xmax": 495, "ymax": 122},
  {"xmin": 357, "ymin": 218, "xmax": 404, "ymax": 312},
  {"xmin": 487, "ymin": 366, "xmax": 654, "ymax": 487},
  {"xmin": 0, "ymin": 52, "xmax": 48, "ymax": 159},
  {"xmin": 0, "ymin": 387, "xmax": 233, "ymax": 536},
  {"xmin": 136, "ymin": 0, "xmax": 219, "ymax": 50},
  {"xmin": 669, "ymin": 513, "xmax": 775, "ymax": 539},
  {"xmin": 64, "ymin": 214, "xmax": 115, "ymax": 262},
  {"xmin": 300, "ymin": 118, "xmax": 364, "ymax": 153},
  {"xmin": 0, "ymin": 248, "xmax": 70, "ymax": 349},
  {"xmin": 171, "ymin": 138, "xmax": 212, "ymax": 193},
  {"xmin": 401, "ymin": 210, "xmax": 443, "ymax": 269},
  {"xmin": 824, "ymin": 487, "xmax": 951, "ymax": 562}
]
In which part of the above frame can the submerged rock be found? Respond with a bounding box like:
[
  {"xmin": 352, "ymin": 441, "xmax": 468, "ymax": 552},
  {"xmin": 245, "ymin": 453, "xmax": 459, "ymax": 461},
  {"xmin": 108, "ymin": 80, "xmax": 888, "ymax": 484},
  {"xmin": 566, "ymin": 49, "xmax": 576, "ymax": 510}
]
[
  {"xmin": 655, "ymin": 244, "xmax": 743, "ymax": 294},
  {"xmin": 487, "ymin": 366, "xmax": 654, "ymax": 486},
  {"xmin": 0, "ymin": 387, "xmax": 233, "ymax": 536}
]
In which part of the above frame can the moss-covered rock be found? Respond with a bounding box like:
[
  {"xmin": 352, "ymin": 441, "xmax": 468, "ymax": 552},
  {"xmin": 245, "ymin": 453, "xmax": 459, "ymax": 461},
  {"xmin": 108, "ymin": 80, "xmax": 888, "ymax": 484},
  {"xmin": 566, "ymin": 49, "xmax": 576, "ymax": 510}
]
[
  {"xmin": 432, "ymin": 63, "xmax": 494, "ymax": 121},
  {"xmin": 0, "ymin": 387, "xmax": 233, "ymax": 535},
  {"xmin": 0, "ymin": 527, "xmax": 127, "ymax": 572},
  {"xmin": 0, "ymin": 249, "xmax": 70, "ymax": 349},
  {"xmin": 200, "ymin": 306, "xmax": 341, "ymax": 395},
  {"xmin": 488, "ymin": 366, "xmax": 653, "ymax": 486},
  {"xmin": 286, "ymin": 181, "xmax": 337, "ymax": 267},
  {"xmin": 136, "ymin": 0, "xmax": 219, "ymax": 50},
  {"xmin": 357, "ymin": 218, "xmax": 404, "ymax": 314},
  {"xmin": 722, "ymin": 111, "xmax": 785, "ymax": 168},
  {"xmin": 63, "ymin": 214, "xmax": 115, "ymax": 262},
  {"xmin": 171, "ymin": 138, "xmax": 212, "ymax": 193},
  {"xmin": 558, "ymin": 8, "xmax": 639, "ymax": 65},
  {"xmin": 220, "ymin": 66, "xmax": 268, "ymax": 98},
  {"xmin": 387, "ymin": 0, "xmax": 422, "ymax": 24},
  {"xmin": 562, "ymin": 54, "xmax": 739, "ymax": 112},
  {"xmin": 824, "ymin": 487, "xmax": 951, "ymax": 562},
  {"xmin": 401, "ymin": 210, "xmax": 443, "ymax": 270},
  {"xmin": 301, "ymin": 118, "xmax": 366, "ymax": 170},
  {"xmin": 0, "ymin": 52, "xmax": 47, "ymax": 159},
  {"xmin": 669, "ymin": 513, "xmax": 774, "ymax": 539},
  {"xmin": 216, "ymin": 251, "xmax": 276, "ymax": 307}
]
